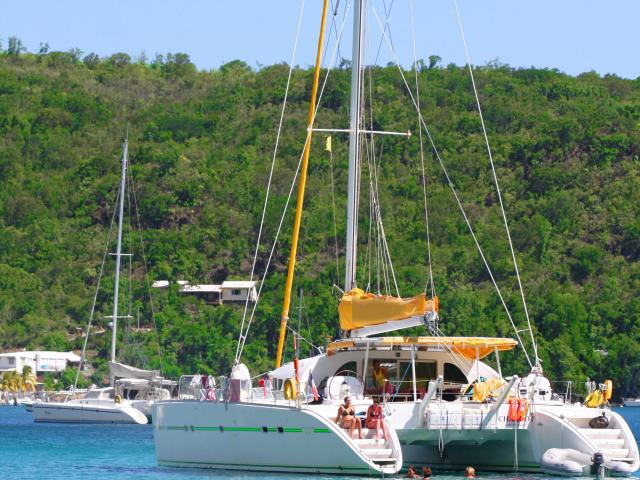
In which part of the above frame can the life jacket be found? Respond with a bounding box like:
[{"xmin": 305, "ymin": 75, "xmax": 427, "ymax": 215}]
[
  {"xmin": 585, "ymin": 390, "xmax": 604, "ymax": 408},
  {"xmin": 517, "ymin": 398, "xmax": 528, "ymax": 421},
  {"xmin": 508, "ymin": 398, "xmax": 519, "ymax": 422}
]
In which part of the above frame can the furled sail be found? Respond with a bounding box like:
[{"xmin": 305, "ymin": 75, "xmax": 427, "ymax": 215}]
[
  {"xmin": 339, "ymin": 288, "xmax": 437, "ymax": 331},
  {"xmin": 108, "ymin": 361, "xmax": 159, "ymax": 380}
]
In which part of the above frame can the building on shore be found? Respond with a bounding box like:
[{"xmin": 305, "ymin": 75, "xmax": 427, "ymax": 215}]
[
  {"xmin": 152, "ymin": 280, "xmax": 257, "ymax": 305},
  {"xmin": 0, "ymin": 351, "xmax": 81, "ymax": 374}
]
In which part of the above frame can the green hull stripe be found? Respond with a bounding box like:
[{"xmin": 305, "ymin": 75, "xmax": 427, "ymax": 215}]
[
  {"xmin": 160, "ymin": 459, "xmax": 370, "ymax": 472},
  {"xmin": 159, "ymin": 425, "xmax": 323, "ymax": 433}
]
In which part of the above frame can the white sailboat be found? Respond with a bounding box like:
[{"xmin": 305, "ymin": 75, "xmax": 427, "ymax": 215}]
[
  {"xmin": 33, "ymin": 139, "xmax": 165, "ymax": 425},
  {"xmin": 153, "ymin": 0, "xmax": 639, "ymax": 476}
]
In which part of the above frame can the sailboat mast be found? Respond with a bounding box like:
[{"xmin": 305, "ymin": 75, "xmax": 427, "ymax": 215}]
[
  {"xmin": 110, "ymin": 139, "xmax": 128, "ymax": 364},
  {"xmin": 344, "ymin": 0, "xmax": 365, "ymax": 293},
  {"xmin": 274, "ymin": 0, "xmax": 330, "ymax": 369}
]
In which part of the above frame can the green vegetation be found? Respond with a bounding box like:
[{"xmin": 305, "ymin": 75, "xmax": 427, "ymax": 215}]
[{"xmin": 0, "ymin": 42, "xmax": 638, "ymax": 398}]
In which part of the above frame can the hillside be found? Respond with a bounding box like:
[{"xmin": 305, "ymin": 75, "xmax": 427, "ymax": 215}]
[{"xmin": 0, "ymin": 48, "xmax": 638, "ymax": 396}]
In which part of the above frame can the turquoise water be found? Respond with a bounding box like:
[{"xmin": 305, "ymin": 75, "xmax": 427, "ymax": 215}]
[{"xmin": 1, "ymin": 406, "xmax": 639, "ymax": 479}]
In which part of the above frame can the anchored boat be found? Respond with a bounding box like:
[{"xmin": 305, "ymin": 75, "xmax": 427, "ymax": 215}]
[
  {"xmin": 33, "ymin": 139, "xmax": 169, "ymax": 425},
  {"xmin": 154, "ymin": 0, "xmax": 639, "ymax": 475}
]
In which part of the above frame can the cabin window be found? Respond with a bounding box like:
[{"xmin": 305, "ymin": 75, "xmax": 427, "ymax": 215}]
[
  {"xmin": 398, "ymin": 361, "xmax": 437, "ymax": 392},
  {"xmin": 8, "ymin": 357, "xmax": 15, "ymax": 365},
  {"xmin": 444, "ymin": 362, "xmax": 468, "ymax": 384},
  {"xmin": 231, "ymin": 289, "xmax": 241, "ymax": 296},
  {"xmin": 335, "ymin": 361, "xmax": 358, "ymax": 376}
]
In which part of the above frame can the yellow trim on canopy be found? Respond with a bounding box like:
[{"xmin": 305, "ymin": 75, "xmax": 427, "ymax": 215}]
[
  {"xmin": 338, "ymin": 288, "xmax": 437, "ymax": 331},
  {"xmin": 327, "ymin": 336, "xmax": 517, "ymax": 359}
]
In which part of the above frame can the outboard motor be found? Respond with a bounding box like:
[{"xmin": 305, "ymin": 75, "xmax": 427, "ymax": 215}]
[{"xmin": 592, "ymin": 451, "xmax": 605, "ymax": 478}]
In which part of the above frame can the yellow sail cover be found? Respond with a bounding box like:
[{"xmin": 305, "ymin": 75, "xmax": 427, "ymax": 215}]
[{"xmin": 339, "ymin": 288, "xmax": 436, "ymax": 331}]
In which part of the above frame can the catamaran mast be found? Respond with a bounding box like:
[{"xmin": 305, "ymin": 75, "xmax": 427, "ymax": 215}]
[
  {"xmin": 274, "ymin": 0, "xmax": 330, "ymax": 369},
  {"xmin": 344, "ymin": 0, "xmax": 365, "ymax": 293},
  {"xmin": 110, "ymin": 139, "xmax": 128, "ymax": 364}
]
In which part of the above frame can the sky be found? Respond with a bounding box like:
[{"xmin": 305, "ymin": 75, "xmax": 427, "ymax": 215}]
[{"xmin": 0, "ymin": 0, "xmax": 638, "ymax": 79}]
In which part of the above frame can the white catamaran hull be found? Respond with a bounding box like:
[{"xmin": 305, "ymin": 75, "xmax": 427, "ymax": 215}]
[
  {"xmin": 389, "ymin": 402, "xmax": 638, "ymax": 475},
  {"xmin": 153, "ymin": 400, "xmax": 402, "ymax": 475},
  {"xmin": 32, "ymin": 400, "xmax": 148, "ymax": 424}
]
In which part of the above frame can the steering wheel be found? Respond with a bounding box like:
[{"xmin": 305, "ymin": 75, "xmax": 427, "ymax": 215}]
[{"xmin": 327, "ymin": 370, "xmax": 365, "ymax": 400}]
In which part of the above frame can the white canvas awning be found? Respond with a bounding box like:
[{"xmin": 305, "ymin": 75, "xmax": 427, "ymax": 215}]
[
  {"xmin": 108, "ymin": 361, "xmax": 159, "ymax": 380},
  {"xmin": 268, "ymin": 354, "xmax": 324, "ymax": 381}
]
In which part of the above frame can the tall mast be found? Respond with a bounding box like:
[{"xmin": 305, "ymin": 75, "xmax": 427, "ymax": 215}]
[
  {"xmin": 344, "ymin": 0, "xmax": 365, "ymax": 293},
  {"xmin": 110, "ymin": 139, "xmax": 128, "ymax": 364},
  {"xmin": 274, "ymin": 0, "xmax": 330, "ymax": 369}
]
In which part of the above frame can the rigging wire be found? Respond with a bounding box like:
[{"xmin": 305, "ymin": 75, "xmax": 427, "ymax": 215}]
[
  {"xmin": 329, "ymin": 0, "xmax": 344, "ymax": 64},
  {"xmin": 235, "ymin": 2, "xmax": 352, "ymax": 365},
  {"xmin": 71, "ymin": 189, "xmax": 119, "ymax": 396},
  {"xmin": 370, "ymin": 4, "xmax": 533, "ymax": 368},
  {"xmin": 452, "ymin": 0, "xmax": 539, "ymax": 367},
  {"xmin": 410, "ymin": 0, "xmax": 436, "ymax": 299},
  {"xmin": 234, "ymin": 0, "xmax": 307, "ymax": 366},
  {"xmin": 327, "ymin": 142, "xmax": 341, "ymax": 287},
  {"xmin": 128, "ymin": 168, "xmax": 165, "ymax": 377}
]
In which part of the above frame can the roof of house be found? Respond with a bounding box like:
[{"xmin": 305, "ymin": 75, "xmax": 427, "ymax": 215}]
[
  {"xmin": 221, "ymin": 280, "xmax": 257, "ymax": 289},
  {"xmin": 0, "ymin": 351, "xmax": 82, "ymax": 362},
  {"xmin": 179, "ymin": 284, "xmax": 221, "ymax": 293}
]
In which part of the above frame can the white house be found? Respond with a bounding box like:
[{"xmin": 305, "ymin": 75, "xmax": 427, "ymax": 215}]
[
  {"xmin": 152, "ymin": 279, "xmax": 257, "ymax": 305},
  {"xmin": 0, "ymin": 351, "xmax": 81, "ymax": 374},
  {"xmin": 220, "ymin": 280, "xmax": 258, "ymax": 303}
]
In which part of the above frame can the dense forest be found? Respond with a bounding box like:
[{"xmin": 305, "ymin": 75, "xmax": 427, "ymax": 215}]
[{"xmin": 0, "ymin": 39, "xmax": 638, "ymax": 398}]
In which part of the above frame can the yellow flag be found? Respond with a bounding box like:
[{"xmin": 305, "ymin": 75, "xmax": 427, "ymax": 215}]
[{"xmin": 325, "ymin": 136, "xmax": 332, "ymax": 153}]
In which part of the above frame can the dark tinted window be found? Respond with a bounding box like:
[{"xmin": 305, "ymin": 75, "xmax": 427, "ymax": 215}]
[{"xmin": 444, "ymin": 363, "xmax": 468, "ymax": 383}]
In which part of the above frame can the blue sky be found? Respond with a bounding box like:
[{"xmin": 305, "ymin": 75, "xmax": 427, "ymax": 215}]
[{"xmin": 1, "ymin": 0, "xmax": 637, "ymax": 78}]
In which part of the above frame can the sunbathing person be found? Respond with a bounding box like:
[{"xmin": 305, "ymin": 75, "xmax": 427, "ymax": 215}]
[
  {"xmin": 335, "ymin": 396, "xmax": 362, "ymax": 439},
  {"xmin": 365, "ymin": 397, "xmax": 388, "ymax": 440}
]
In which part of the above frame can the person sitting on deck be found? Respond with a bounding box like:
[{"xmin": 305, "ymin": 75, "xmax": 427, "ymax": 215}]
[
  {"xmin": 365, "ymin": 396, "xmax": 388, "ymax": 440},
  {"xmin": 335, "ymin": 396, "xmax": 362, "ymax": 439}
]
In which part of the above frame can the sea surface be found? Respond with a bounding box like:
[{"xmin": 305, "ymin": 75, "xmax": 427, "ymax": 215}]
[{"xmin": 0, "ymin": 406, "xmax": 639, "ymax": 480}]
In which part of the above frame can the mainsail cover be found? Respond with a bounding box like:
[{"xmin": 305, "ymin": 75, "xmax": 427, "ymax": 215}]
[
  {"xmin": 339, "ymin": 288, "xmax": 437, "ymax": 331},
  {"xmin": 108, "ymin": 361, "xmax": 159, "ymax": 380}
]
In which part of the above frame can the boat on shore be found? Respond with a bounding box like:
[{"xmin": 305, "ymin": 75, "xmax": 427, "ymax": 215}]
[{"xmin": 153, "ymin": 0, "xmax": 639, "ymax": 475}]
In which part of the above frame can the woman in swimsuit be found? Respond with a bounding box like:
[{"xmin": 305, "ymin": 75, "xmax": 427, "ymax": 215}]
[
  {"xmin": 365, "ymin": 396, "xmax": 388, "ymax": 440},
  {"xmin": 335, "ymin": 396, "xmax": 363, "ymax": 439}
]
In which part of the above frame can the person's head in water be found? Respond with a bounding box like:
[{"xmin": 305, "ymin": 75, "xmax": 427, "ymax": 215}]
[
  {"xmin": 465, "ymin": 466, "xmax": 475, "ymax": 478},
  {"xmin": 422, "ymin": 466, "xmax": 432, "ymax": 478}
]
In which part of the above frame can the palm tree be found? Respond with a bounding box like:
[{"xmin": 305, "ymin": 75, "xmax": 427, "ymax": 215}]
[
  {"xmin": 1, "ymin": 371, "xmax": 22, "ymax": 394},
  {"xmin": 22, "ymin": 365, "xmax": 37, "ymax": 393}
]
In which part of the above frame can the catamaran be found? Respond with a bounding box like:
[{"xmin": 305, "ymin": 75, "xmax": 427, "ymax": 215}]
[
  {"xmin": 153, "ymin": 0, "xmax": 639, "ymax": 476},
  {"xmin": 33, "ymin": 139, "xmax": 169, "ymax": 424}
]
